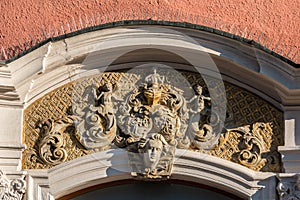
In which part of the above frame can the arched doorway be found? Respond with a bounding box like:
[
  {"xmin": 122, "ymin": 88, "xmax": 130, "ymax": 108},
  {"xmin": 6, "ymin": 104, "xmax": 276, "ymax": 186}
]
[{"xmin": 66, "ymin": 181, "xmax": 239, "ymax": 200}]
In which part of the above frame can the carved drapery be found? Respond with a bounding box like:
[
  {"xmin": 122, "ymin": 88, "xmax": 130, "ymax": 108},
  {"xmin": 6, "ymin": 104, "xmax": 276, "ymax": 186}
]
[
  {"xmin": 22, "ymin": 69, "xmax": 284, "ymax": 177},
  {"xmin": 0, "ymin": 170, "xmax": 26, "ymax": 200}
]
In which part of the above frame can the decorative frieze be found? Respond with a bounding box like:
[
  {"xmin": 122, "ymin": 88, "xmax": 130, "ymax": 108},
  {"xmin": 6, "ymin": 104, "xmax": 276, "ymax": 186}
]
[{"xmin": 22, "ymin": 68, "xmax": 284, "ymax": 177}]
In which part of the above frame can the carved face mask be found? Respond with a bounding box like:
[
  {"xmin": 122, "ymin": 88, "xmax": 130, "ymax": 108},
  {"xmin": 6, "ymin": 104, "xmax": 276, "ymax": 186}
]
[{"xmin": 145, "ymin": 139, "xmax": 163, "ymax": 167}]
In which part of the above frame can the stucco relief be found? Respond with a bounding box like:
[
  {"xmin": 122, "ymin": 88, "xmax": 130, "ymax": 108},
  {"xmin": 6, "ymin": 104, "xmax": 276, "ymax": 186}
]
[
  {"xmin": 277, "ymin": 174, "xmax": 300, "ymax": 200},
  {"xmin": 212, "ymin": 122, "xmax": 280, "ymax": 171},
  {"xmin": 0, "ymin": 170, "xmax": 26, "ymax": 200},
  {"xmin": 22, "ymin": 69, "xmax": 284, "ymax": 177}
]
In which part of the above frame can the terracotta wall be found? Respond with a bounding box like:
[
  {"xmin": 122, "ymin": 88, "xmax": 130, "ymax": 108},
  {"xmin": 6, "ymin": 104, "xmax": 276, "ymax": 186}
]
[{"xmin": 0, "ymin": 0, "xmax": 299, "ymax": 63}]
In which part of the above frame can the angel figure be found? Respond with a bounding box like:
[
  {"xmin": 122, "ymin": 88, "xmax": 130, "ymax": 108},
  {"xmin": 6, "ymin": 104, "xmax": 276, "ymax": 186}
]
[
  {"xmin": 188, "ymin": 84, "xmax": 211, "ymax": 114},
  {"xmin": 96, "ymin": 82, "xmax": 122, "ymax": 114},
  {"xmin": 96, "ymin": 82, "xmax": 122, "ymax": 130}
]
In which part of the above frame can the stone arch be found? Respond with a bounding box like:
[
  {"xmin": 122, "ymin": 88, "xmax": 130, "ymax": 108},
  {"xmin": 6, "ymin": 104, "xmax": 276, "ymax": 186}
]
[
  {"xmin": 10, "ymin": 25, "xmax": 295, "ymax": 108},
  {"xmin": 43, "ymin": 150, "xmax": 273, "ymax": 199}
]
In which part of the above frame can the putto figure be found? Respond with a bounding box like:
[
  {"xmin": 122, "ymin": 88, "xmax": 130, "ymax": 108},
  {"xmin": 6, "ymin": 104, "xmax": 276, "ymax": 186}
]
[
  {"xmin": 71, "ymin": 82, "xmax": 120, "ymax": 151},
  {"xmin": 187, "ymin": 83, "xmax": 218, "ymax": 150},
  {"xmin": 188, "ymin": 84, "xmax": 211, "ymax": 114}
]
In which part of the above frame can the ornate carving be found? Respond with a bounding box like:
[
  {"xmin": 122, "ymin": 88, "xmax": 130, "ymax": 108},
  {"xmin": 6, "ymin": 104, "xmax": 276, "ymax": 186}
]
[
  {"xmin": 0, "ymin": 170, "xmax": 26, "ymax": 200},
  {"xmin": 127, "ymin": 133, "xmax": 176, "ymax": 178},
  {"xmin": 25, "ymin": 117, "xmax": 78, "ymax": 167},
  {"xmin": 71, "ymin": 82, "xmax": 119, "ymax": 151},
  {"xmin": 211, "ymin": 122, "xmax": 278, "ymax": 171},
  {"xmin": 277, "ymin": 175, "xmax": 300, "ymax": 200},
  {"xmin": 23, "ymin": 69, "xmax": 284, "ymax": 174},
  {"xmin": 187, "ymin": 84, "xmax": 219, "ymax": 150},
  {"xmin": 115, "ymin": 69, "xmax": 191, "ymax": 178},
  {"xmin": 38, "ymin": 119, "xmax": 70, "ymax": 165}
]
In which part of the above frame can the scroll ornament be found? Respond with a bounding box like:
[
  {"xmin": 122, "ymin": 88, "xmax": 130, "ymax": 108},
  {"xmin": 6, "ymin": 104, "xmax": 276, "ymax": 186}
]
[
  {"xmin": 0, "ymin": 170, "xmax": 26, "ymax": 200},
  {"xmin": 216, "ymin": 122, "xmax": 278, "ymax": 171},
  {"xmin": 27, "ymin": 117, "xmax": 74, "ymax": 167}
]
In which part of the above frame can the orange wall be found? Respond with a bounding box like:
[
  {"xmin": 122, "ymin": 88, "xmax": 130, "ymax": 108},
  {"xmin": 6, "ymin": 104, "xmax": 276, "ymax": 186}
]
[{"xmin": 0, "ymin": 0, "xmax": 299, "ymax": 63}]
